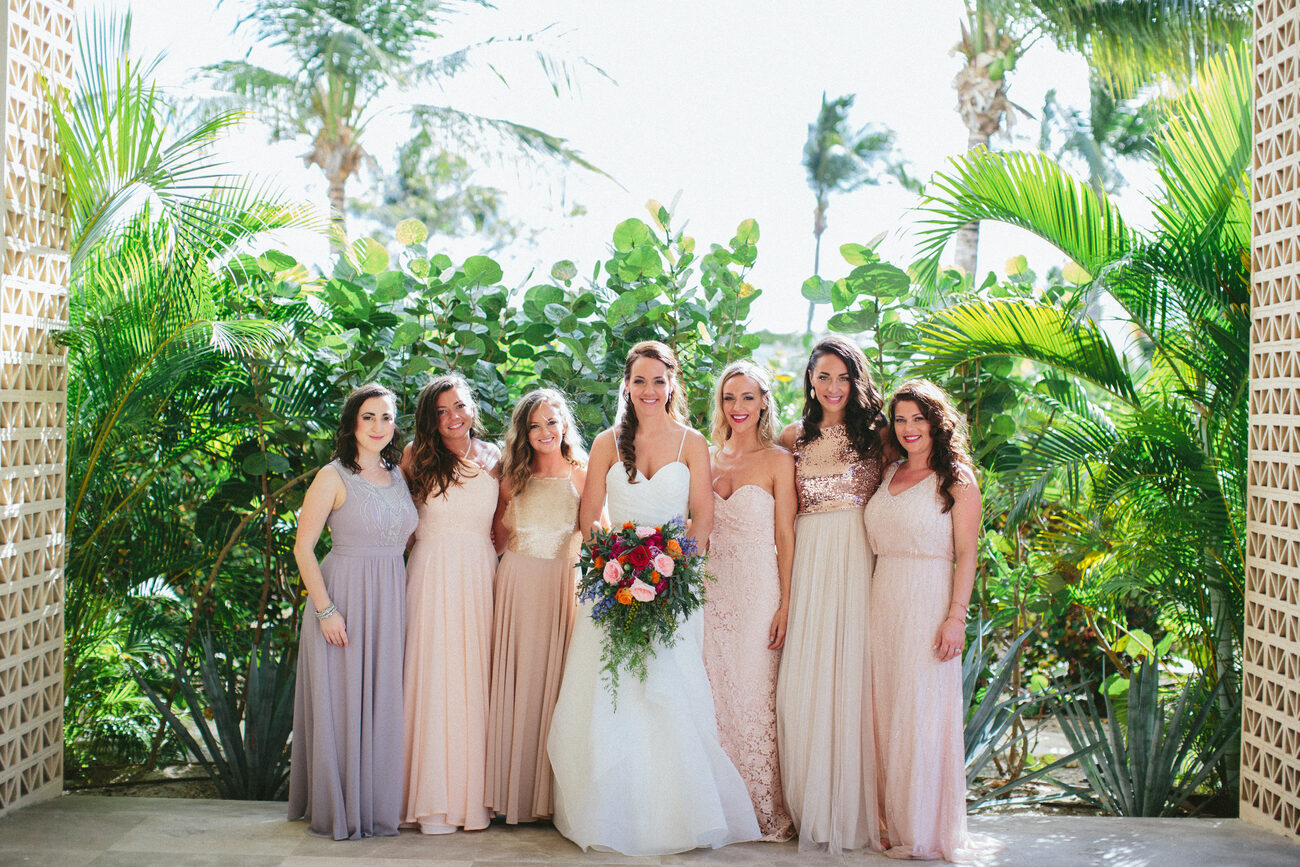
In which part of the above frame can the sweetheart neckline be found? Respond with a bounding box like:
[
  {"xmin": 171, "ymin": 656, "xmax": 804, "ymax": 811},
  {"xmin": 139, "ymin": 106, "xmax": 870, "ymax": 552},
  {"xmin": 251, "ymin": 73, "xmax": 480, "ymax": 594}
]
[
  {"xmin": 713, "ymin": 483, "xmax": 774, "ymax": 504},
  {"xmin": 607, "ymin": 459, "xmax": 689, "ymax": 484}
]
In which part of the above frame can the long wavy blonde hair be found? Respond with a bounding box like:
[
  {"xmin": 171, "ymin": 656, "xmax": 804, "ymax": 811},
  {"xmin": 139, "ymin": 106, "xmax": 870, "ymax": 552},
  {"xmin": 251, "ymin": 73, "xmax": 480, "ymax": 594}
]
[
  {"xmin": 502, "ymin": 388, "xmax": 587, "ymax": 496},
  {"xmin": 710, "ymin": 360, "xmax": 780, "ymax": 447}
]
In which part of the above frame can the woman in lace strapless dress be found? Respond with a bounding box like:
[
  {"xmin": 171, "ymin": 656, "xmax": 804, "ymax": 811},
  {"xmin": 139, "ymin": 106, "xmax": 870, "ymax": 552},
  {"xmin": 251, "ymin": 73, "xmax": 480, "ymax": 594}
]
[
  {"xmin": 401, "ymin": 375, "xmax": 501, "ymax": 834},
  {"xmin": 867, "ymin": 381, "xmax": 980, "ymax": 861},
  {"xmin": 775, "ymin": 336, "xmax": 885, "ymax": 853},
  {"xmin": 704, "ymin": 362, "xmax": 796, "ymax": 841},
  {"xmin": 289, "ymin": 384, "xmax": 417, "ymax": 840},
  {"xmin": 548, "ymin": 341, "xmax": 760, "ymax": 855},
  {"xmin": 485, "ymin": 389, "xmax": 587, "ymax": 824}
]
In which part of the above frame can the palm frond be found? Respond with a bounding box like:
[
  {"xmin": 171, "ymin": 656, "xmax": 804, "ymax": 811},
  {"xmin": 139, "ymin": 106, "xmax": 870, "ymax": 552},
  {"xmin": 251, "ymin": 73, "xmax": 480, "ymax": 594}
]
[
  {"xmin": 408, "ymin": 103, "xmax": 610, "ymax": 180},
  {"xmin": 914, "ymin": 148, "xmax": 1133, "ymax": 286}
]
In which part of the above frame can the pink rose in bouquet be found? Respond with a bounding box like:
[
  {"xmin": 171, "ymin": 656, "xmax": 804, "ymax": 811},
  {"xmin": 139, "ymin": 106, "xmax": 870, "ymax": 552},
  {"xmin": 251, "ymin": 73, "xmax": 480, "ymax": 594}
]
[
  {"xmin": 635, "ymin": 525, "xmax": 657, "ymax": 538},
  {"xmin": 603, "ymin": 560, "xmax": 623, "ymax": 585},
  {"xmin": 652, "ymin": 553, "xmax": 675, "ymax": 577},
  {"xmin": 628, "ymin": 578, "xmax": 657, "ymax": 602}
]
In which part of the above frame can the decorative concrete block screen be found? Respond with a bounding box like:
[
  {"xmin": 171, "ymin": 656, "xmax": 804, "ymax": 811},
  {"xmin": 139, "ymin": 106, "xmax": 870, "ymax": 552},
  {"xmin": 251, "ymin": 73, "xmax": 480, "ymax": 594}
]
[
  {"xmin": 0, "ymin": 0, "xmax": 73, "ymax": 818},
  {"xmin": 1243, "ymin": 0, "xmax": 1300, "ymax": 843}
]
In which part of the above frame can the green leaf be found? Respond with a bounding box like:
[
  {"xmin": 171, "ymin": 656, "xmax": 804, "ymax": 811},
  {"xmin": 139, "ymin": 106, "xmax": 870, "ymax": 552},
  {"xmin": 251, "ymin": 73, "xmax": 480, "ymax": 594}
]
[
  {"xmin": 462, "ymin": 255, "xmax": 503, "ymax": 286},
  {"xmin": 991, "ymin": 414, "xmax": 1017, "ymax": 437},
  {"xmin": 732, "ymin": 218, "xmax": 760, "ymax": 246},
  {"xmin": 831, "ymin": 279, "xmax": 854, "ymax": 312},
  {"xmin": 391, "ymin": 321, "xmax": 423, "ymax": 349},
  {"xmin": 399, "ymin": 355, "xmax": 432, "ymax": 376},
  {"xmin": 395, "ymin": 218, "xmax": 428, "ymax": 246},
  {"xmin": 840, "ymin": 243, "xmax": 873, "ymax": 266},
  {"xmin": 612, "ymin": 218, "xmax": 652, "ymax": 252},
  {"xmin": 355, "ymin": 238, "xmax": 389, "ymax": 275},
  {"xmin": 374, "ymin": 271, "xmax": 407, "ymax": 302},
  {"xmin": 801, "ymin": 276, "xmax": 833, "ymax": 303},
  {"xmin": 828, "ymin": 308, "xmax": 877, "ymax": 333},
  {"xmin": 550, "ymin": 259, "xmax": 578, "ymax": 282},
  {"xmin": 258, "ymin": 250, "xmax": 297, "ymax": 272},
  {"xmin": 243, "ymin": 452, "xmax": 290, "ymax": 476},
  {"xmin": 847, "ymin": 262, "xmax": 910, "ymax": 298}
]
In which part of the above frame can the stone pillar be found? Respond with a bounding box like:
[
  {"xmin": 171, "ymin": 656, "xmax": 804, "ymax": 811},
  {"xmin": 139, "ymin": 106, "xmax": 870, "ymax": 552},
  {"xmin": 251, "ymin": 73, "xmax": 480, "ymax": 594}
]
[
  {"xmin": 1242, "ymin": 0, "xmax": 1300, "ymax": 843},
  {"xmin": 0, "ymin": 0, "xmax": 73, "ymax": 817}
]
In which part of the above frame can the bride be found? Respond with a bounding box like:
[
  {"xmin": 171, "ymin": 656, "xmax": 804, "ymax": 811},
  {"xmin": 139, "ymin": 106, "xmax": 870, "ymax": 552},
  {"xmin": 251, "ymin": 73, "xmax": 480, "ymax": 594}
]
[{"xmin": 548, "ymin": 340, "xmax": 760, "ymax": 855}]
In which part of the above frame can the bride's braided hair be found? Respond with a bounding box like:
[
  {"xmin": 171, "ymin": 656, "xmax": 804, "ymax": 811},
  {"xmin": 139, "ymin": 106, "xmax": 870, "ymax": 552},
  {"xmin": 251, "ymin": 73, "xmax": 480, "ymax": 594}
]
[{"xmin": 617, "ymin": 341, "xmax": 687, "ymax": 483}]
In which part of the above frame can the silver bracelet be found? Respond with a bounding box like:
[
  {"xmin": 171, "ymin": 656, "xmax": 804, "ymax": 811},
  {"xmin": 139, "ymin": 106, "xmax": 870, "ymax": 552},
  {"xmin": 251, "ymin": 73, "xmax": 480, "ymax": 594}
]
[{"xmin": 315, "ymin": 603, "xmax": 338, "ymax": 621}]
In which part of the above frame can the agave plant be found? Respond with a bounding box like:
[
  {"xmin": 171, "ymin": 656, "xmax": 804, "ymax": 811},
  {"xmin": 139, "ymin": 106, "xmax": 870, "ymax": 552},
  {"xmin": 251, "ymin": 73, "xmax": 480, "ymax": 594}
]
[
  {"xmin": 1051, "ymin": 657, "xmax": 1239, "ymax": 816},
  {"xmin": 138, "ymin": 634, "xmax": 297, "ymax": 800},
  {"xmin": 910, "ymin": 45, "xmax": 1251, "ymax": 699}
]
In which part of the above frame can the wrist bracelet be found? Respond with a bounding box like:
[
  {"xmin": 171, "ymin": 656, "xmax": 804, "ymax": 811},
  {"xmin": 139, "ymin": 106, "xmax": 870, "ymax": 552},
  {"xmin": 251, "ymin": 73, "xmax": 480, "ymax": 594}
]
[{"xmin": 315, "ymin": 603, "xmax": 338, "ymax": 621}]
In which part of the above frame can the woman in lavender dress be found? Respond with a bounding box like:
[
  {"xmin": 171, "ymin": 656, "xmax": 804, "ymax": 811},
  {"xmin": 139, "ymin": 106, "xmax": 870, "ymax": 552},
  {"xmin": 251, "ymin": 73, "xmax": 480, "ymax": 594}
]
[{"xmin": 288, "ymin": 383, "xmax": 417, "ymax": 840}]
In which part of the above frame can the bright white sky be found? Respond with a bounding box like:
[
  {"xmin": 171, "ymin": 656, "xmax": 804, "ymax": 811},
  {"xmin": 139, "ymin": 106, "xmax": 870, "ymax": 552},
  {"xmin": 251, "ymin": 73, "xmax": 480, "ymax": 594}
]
[{"xmin": 91, "ymin": 0, "xmax": 1155, "ymax": 332}]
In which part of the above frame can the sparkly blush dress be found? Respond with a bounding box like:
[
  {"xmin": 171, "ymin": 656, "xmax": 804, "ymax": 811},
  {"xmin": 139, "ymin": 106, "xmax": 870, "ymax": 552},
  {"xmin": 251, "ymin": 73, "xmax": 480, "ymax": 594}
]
[
  {"xmin": 402, "ymin": 468, "xmax": 499, "ymax": 833},
  {"xmin": 485, "ymin": 472, "xmax": 581, "ymax": 823},
  {"xmin": 288, "ymin": 460, "xmax": 417, "ymax": 840},
  {"xmin": 866, "ymin": 463, "xmax": 970, "ymax": 861},
  {"xmin": 704, "ymin": 483, "xmax": 796, "ymax": 841},
  {"xmin": 775, "ymin": 424, "xmax": 880, "ymax": 852}
]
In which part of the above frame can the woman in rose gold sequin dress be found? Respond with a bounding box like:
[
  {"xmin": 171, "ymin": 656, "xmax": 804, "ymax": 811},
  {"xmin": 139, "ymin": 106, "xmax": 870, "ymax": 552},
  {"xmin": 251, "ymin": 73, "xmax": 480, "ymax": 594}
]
[
  {"xmin": 775, "ymin": 336, "xmax": 885, "ymax": 853},
  {"xmin": 485, "ymin": 389, "xmax": 587, "ymax": 824},
  {"xmin": 867, "ymin": 380, "xmax": 980, "ymax": 861},
  {"xmin": 703, "ymin": 361, "xmax": 796, "ymax": 842}
]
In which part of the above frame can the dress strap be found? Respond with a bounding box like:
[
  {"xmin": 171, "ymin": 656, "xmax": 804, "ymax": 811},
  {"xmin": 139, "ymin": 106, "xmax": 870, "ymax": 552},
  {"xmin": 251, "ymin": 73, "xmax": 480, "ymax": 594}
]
[
  {"xmin": 676, "ymin": 429, "xmax": 687, "ymax": 462},
  {"xmin": 613, "ymin": 429, "xmax": 622, "ymax": 464}
]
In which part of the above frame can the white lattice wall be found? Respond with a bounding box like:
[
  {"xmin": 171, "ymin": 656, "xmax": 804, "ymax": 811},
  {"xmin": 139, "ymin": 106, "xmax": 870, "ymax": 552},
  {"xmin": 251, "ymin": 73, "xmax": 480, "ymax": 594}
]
[
  {"xmin": 0, "ymin": 0, "xmax": 73, "ymax": 818},
  {"xmin": 1242, "ymin": 0, "xmax": 1300, "ymax": 843}
]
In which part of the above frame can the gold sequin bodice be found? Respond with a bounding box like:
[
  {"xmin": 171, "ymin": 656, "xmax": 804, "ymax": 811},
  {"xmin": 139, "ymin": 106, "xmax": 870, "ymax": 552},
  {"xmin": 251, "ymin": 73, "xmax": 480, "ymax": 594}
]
[
  {"xmin": 793, "ymin": 424, "xmax": 880, "ymax": 515},
  {"xmin": 505, "ymin": 475, "xmax": 582, "ymax": 561}
]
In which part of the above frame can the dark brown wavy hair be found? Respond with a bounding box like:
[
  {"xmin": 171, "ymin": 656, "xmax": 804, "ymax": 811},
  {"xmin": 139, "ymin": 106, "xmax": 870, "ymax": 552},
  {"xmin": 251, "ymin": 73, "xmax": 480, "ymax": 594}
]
[
  {"xmin": 406, "ymin": 374, "xmax": 483, "ymax": 502},
  {"xmin": 799, "ymin": 335, "xmax": 884, "ymax": 462},
  {"xmin": 330, "ymin": 383, "xmax": 403, "ymax": 472},
  {"xmin": 616, "ymin": 340, "xmax": 687, "ymax": 482},
  {"xmin": 503, "ymin": 388, "xmax": 587, "ymax": 496},
  {"xmin": 885, "ymin": 379, "xmax": 974, "ymax": 513}
]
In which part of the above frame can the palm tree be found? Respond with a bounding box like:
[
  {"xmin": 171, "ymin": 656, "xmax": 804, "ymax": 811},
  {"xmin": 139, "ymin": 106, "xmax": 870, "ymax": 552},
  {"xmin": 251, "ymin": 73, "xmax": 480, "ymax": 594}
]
[
  {"xmin": 948, "ymin": 0, "xmax": 1249, "ymax": 279},
  {"xmin": 802, "ymin": 92, "xmax": 914, "ymax": 332},
  {"xmin": 1038, "ymin": 76, "xmax": 1157, "ymax": 201},
  {"xmin": 205, "ymin": 0, "xmax": 602, "ymax": 231},
  {"xmin": 912, "ymin": 46, "xmax": 1251, "ymax": 695}
]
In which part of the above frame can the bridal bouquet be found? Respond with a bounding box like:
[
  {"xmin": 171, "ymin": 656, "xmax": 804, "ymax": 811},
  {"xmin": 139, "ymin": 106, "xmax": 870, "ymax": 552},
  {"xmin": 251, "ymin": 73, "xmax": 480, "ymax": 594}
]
[{"xmin": 576, "ymin": 518, "xmax": 708, "ymax": 699}]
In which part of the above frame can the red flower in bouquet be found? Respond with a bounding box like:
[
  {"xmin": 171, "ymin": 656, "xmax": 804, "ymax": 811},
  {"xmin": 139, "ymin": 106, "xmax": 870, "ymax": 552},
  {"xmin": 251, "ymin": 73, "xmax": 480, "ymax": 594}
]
[{"xmin": 628, "ymin": 545, "xmax": 652, "ymax": 570}]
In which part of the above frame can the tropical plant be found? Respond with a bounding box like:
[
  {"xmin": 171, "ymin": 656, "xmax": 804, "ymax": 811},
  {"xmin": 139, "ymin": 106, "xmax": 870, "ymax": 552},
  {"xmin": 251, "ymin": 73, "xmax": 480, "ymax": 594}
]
[
  {"xmin": 205, "ymin": 0, "xmax": 603, "ymax": 228},
  {"xmin": 1038, "ymin": 76, "xmax": 1157, "ymax": 200},
  {"xmin": 801, "ymin": 92, "xmax": 914, "ymax": 333},
  {"xmin": 1052, "ymin": 657, "xmax": 1240, "ymax": 815},
  {"xmin": 138, "ymin": 634, "xmax": 297, "ymax": 800},
  {"xmin": 911, "ymin": 45, "xmax": 1251, "ymax": 697}
]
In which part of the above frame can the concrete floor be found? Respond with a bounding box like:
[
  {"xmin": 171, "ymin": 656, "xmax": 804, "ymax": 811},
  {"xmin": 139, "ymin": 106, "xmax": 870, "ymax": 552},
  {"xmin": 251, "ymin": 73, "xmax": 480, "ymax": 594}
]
[{"xmin": 0, "ymin": 795, "xmax": 1296, "ymax": 866}]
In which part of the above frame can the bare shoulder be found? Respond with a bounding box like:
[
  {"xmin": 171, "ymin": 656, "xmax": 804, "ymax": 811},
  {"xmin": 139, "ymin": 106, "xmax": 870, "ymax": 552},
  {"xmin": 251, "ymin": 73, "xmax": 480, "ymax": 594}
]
[
  {"xmin": 571, "ymin": 464, "xmax": 589, "ymax": 492},
  {"xmin": 766, "ymin": 443, "xmax": 795, "ymax": 473},
  {"xmin": 312, "ymin": 462, "xmax": 344, "ymax": 491},
  {"xmin": 779, "ymin": 421, "xmax": 802, "ymax": 450},
  {"xmin": 953, "ymin": 466, "xmax": 982, "ymax": 501},
  {"xmin": 589, "ymin": 429, "xmax": 617, "ymax": 459}
]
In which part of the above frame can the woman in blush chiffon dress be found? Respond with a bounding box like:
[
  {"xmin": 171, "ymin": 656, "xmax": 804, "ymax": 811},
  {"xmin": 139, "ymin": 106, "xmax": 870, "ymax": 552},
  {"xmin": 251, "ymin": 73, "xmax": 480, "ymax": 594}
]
[
  {"xmin": 866, "ymin": 380, "xmax": 981, "ymax": 861},
  {"xmin": 703, "ymin": 361, "xmax": 796, "ymax": 842},
  {"xmin": 288, "ymin": 384, "xmax": 416, "ymax": 840},
  {"xmin": 485, "ymin": 389, "xmax": 586, "ymax": 823},
  {"xmin": 548, "ymin": 341, "xmax": 760, "ymax": 856},
  {"xmin": 401, "ymin": 374, "xmax": 501, "ymax": 834},
  {"xmin": 775, "ymin": 336, "xmax": 886, "ymax": 853}
]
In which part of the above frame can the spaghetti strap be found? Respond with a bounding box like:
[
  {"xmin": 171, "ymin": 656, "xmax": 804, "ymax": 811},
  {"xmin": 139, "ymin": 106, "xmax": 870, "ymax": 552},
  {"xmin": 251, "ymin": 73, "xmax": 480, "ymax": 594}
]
[
  {"xmin": 613, "ymin": 429, "xmax": 622, "ymax": 464},
  {"xmin": 676, "ymin": 429, "xmax": 687, "ymax": 462}
]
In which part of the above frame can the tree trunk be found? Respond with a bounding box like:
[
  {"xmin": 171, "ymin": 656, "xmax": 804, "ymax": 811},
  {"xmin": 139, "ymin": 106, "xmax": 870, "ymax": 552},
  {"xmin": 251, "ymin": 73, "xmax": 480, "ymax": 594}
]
[
  {"xmin": 953, "ymin": 127, "xmax": 989, "ymax": 280},
  {"xmin": 806, "ymin": 201, "xmax": 827, "ymax": 333},
  {"xmin": 327, "ymin": 171, "xmax": 348, "ymax": 234}
]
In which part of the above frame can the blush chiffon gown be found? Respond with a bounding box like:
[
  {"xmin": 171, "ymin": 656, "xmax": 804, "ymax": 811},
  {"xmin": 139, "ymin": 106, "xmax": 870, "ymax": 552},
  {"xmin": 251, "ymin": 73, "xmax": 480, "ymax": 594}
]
[
  {"xmin": 402, "ymin": 469, "xmax": 498, "ymax": 833},
  {"xmin": 547, "ymin": 440, "xmax": 760, "ymax": 855},
  {"xmin": 866, "ymin": 463, "xmax": 971, "ymax": 861},
  {"xmin": 704, "ymin": 484, "xmax": 796, "ymax": 841}
]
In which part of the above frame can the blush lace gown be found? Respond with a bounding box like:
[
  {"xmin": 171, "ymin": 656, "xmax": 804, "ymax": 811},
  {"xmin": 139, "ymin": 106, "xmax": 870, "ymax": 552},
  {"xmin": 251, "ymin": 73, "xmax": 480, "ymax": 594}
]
[
  {"xmin": 775, "ymin": 423, "xmax": 880, "ymax": 852},
  {"xmin": 704, "ymin": 485, "xmax": 795, "ymax": 841},
  {"xmin": 866, "ymin": 463, "xmax": 970, "ymax": 861},
  {"xmin": 548, "ymin": 453, "xmax": 760, "ymax": 855},
  {"xmin": 402, "ymin": 469, "xmax": 499, "ymax": 833},
  {"xmin": 288, "ymin": 460, "xmax": 417, "ymax": 839}
]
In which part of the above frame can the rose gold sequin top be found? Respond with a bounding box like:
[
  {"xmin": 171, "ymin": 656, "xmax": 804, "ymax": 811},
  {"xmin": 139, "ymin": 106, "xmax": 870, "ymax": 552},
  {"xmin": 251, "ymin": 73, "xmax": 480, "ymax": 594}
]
[{"xmin": 793, "ymin": 423, "xmax": 881, "ymax": 515}]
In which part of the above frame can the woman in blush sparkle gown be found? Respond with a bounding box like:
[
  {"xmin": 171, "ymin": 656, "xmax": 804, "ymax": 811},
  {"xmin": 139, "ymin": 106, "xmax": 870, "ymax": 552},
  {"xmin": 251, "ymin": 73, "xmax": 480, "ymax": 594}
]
[
  {"xmin": 866, "ymin": 380, "xmax": 980, "ymax": 861},
  {"xmin": 401, "ymin": 374, "xmax": 501, "ymax": 834},
  {"xmin": 775, "ymin": 336, "xmax": 885, "ymax": 853},
  {"xmin": 703, "ymin": 361, "xmax": 796, "ymax": 842},
  {"xmin": 485, "ymin": 389, "xmax": 586, "ymax": 824},
  {"xmin": 548, "ymin": 340, "xmax": 760, "ymax": 856},
  {"xmin": 288, "ymin": 384, "xmax": 417, "ymax": 840}
]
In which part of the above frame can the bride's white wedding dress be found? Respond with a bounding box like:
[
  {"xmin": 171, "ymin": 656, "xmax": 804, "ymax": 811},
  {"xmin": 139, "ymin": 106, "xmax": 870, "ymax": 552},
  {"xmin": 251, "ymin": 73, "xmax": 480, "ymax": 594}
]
[{"xmin": 547, "ymin": 452, "xmax": 761, "ymax": 855}]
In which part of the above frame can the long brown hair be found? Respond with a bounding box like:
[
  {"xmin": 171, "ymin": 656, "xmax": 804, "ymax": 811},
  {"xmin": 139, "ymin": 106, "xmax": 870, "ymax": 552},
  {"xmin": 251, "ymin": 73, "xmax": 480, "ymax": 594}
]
[
  {"xmin": 503, "ymin": 388, "xmax": 587, "ymax": 496},
  {"xmin": 406, "ymin": 374, "xmax": 483, "ymax": 502},
  {"xmin": 799, "ymin": 335, "xmax": 884, "ymax": 461},
  {"xmin": 885, "ymin": 379, "xmax": 974, "ymax": 513},
  {"xmin": 710, "ymin": 360, "xmax": 779, "ymax": 448},
  {"xmin": 616, "ymin": 340, "xmax": 687, "ymax": 482},
  {"xmin": 331, "ymin": 383, "xmax": 403, "ymax": 472}
]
